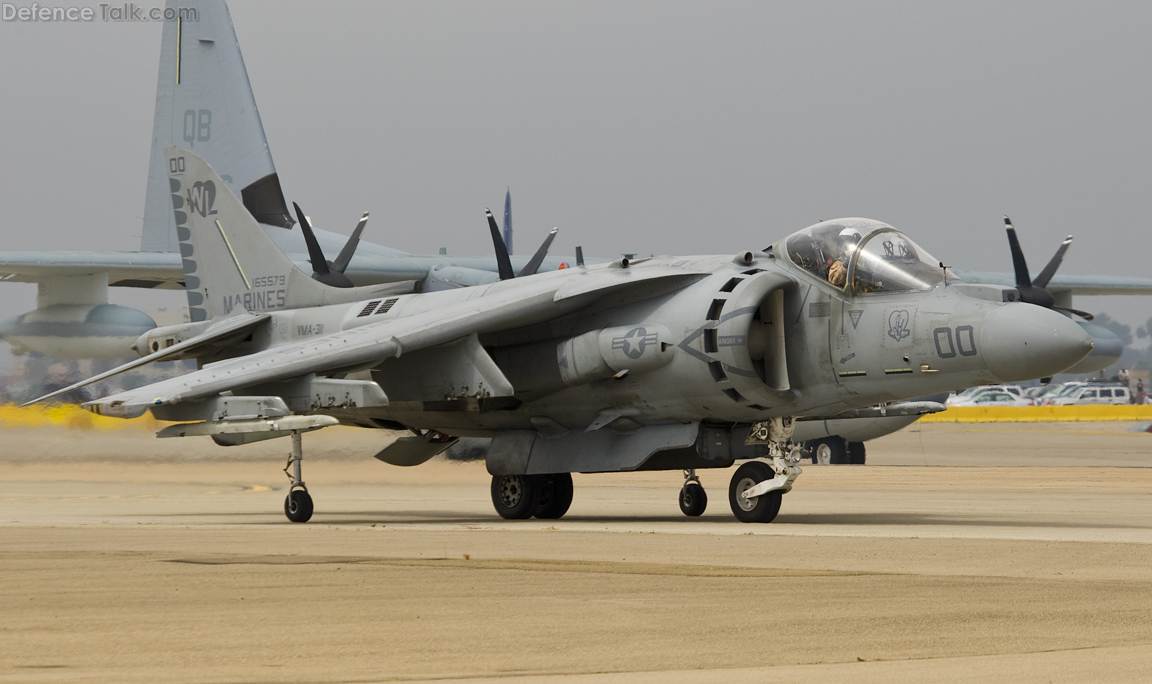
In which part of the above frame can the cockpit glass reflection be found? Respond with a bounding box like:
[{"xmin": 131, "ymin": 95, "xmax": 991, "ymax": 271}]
[
  {"xmin": 784, "ymin": 222, "xmax": 867, "ymax": 289},
  {"xmin": 852, "ymin": 231, "xmax": 943, "ymax": 293}
]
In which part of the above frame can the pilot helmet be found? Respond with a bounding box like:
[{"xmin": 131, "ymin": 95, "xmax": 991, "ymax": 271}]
[{"xmin": 838, "ymin": 227, "xmax": 862, "ymax": 253}]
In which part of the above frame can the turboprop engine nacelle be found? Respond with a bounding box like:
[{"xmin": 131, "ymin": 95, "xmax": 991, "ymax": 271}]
[{"xmin": 0, "ymin": 304, "xmax": 157, "ymax": 360}]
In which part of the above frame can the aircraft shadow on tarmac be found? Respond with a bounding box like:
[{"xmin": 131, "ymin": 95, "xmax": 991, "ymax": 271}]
[{"xmin": 140, "ymin": 509, "xmax": 1151, "ymax": 530}]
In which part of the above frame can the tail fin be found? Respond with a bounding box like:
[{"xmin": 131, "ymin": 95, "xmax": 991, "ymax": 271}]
[
  {"xmin": 142, "ymin": 0, "xmax": 292, "ymax": 253},
  {"xmin": 167, "ymin": 148, "xmax": 414, "ymax": 321}
]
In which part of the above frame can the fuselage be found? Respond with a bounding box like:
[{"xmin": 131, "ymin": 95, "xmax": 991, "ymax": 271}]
[{"xmin": 185, "ymin": 220, "xmax": 1092, "ymax": 437}]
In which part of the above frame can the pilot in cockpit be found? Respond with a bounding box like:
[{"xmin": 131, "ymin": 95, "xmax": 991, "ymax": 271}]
[
  {"xmin": 785, "ymin": 218, "xmax": 944, "ymax": 294},
  {"xmin": 826, "ymin": 227, "xmax": 862, "ymax": 287}
]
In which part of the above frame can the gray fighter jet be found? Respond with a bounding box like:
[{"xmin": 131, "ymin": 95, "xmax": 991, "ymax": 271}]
[{"xmin": 30, "ymin": 149, "xmax": 1094, "ymax": 524}]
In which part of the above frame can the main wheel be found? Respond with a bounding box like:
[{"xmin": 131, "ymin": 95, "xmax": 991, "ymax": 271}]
[
  {"xmin": 808, "ymin": 437, "xmax": 848, "ymax": 465},
  {"xmin": 284, "ymin": 490, "xmax": 313, "ymax": 523},
  {"xmin": 679, "ymin": 482, "xmax": 707, "ymax": 517},
  {"xmin": 728, "ymin": 461, "xmax": 782, "ymax": 523},
  {"xmin": 848, "ymin": 441, "xmax": 866, "ymax": 465},
  {"xmin": 534, "ymin": 473, "xmax": 574, "ymax": 519},
  {"xmin": 491, "ymin": 474, "xmax": 541, "ymax": 519}
]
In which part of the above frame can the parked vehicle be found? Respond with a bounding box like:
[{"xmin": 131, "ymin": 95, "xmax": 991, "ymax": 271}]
[
  {"xmin": 1048, "ymin": 384, "xmax": 1131, "ymax": 406},
  {"xmin": 947, "ymin": 387, "xmax": 1033, "ymax": 407},
  {"xmin": 947, "ymin": 385, "xmax": 1031, "ymax": 406},
  {"xmin": 1037, "ymin": 382, "xmax": 1088, "ymax": 406},
  {"xmin": 1025, "ymin": 384, "xmax": 1064, "ymax": 403}
]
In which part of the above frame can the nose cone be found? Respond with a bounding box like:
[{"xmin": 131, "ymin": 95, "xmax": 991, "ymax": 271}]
[{"xmin": 980, "ymin": 305, "xmax": 1094, "ymax": 382}]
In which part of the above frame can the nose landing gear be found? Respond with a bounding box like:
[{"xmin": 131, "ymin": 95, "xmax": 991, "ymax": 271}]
[{"xmin": 732, "ymin": 417, "xmax": 804, "ymax": 523}]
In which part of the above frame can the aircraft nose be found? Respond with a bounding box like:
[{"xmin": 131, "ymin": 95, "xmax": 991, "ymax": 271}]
[{"xmin": 980, "ymin": 305, "xmax": 1094, "ymax": 382}]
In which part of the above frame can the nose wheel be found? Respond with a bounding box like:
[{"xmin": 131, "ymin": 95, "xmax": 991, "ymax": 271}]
[
  {"xmin": 679, "ymin": 469, "xmax": 707, "ymax": 516},
  {"xmin": 282, "ymin": 431, "xmax": 313, "ymax": 523}
]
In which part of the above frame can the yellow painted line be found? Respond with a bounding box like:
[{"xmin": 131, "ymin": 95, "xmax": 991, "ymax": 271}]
[{"xmin": 920, "ymin": 405, "xmax": 1152, "ymax": 423}]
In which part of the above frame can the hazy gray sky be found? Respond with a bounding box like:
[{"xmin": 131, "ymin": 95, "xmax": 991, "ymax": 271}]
[{"xmin": 1, "ymin": 0, "xmax": 1150, "ymax": 334}]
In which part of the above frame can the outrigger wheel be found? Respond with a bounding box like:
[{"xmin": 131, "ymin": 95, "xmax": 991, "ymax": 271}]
[
  {"xmin": 285, "ymin": 489, "xmax": 313, "ymax": 523},
  {"xmin": 679, "ymin": 469, "xmax": 707, "ymax": 517},
  {"xmin": 283, "ymin": 430, "xmax": 313, "ymax": 523}
]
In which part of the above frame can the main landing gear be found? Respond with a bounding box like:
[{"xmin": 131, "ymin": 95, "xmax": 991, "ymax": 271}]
[
  {"xmin": 283, "ymin": 430, "xmax": 313, "ymax": 523},
  {"xmin": 805, "ymin": 437, "xmax": 866, "ymax": 465},
  {"xmin": 490, "ymin": 473, "xmax": 574, "ymax": 520}
]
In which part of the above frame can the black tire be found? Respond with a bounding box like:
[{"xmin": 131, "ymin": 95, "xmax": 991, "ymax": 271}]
[
  {"xmin": 679, "ymin": 482, "xmax": 707, "ymax": 517},
  {"xmin": 728, "ymin": 461, "xmax": 782, "ymax": 523},
  {"xmin": 807, "ymin": 438, "xmax": 848, "ymax": 465},
  {"xmin": 284, "ymin": 490, "xmax": 313, "ymax": 523},
  {"xmin": 491, "ymin": 474, "xmax": 541, "ymax": 519},
  {"xmin": 534, "ymin": 473, "xmax": 574, "ymax": 519},
  {"xmin": 848, "ymin": 441, "xmax": 866, "ymax": 465}
]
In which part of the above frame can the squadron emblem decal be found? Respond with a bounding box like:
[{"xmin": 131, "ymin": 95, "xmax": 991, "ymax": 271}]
[
  {"xmin": 186, "ymin": 180, "xmax": 218, "ymax": 218},
  {"xmin": 887, "ymin": 309, "xmax": 911, "ymax": 342}
]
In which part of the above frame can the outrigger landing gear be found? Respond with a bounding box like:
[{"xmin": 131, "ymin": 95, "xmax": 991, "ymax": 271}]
[
  {"xmin": 730, "ymin": 417, "xmax": 804, "ymax": 523},
  {"xmin": 283, "ymin": 430, "xmax": 313, "ymax": 523},
  {"xmin": 679, "ymin": 469, "xmax": 707, "ymax": 517}
]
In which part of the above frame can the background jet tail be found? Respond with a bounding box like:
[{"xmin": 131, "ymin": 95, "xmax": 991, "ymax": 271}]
[
  {"xmin": 167, "ymin": 148, "xmax": 414, "ymax": 321},
  {"xmin": 142, "ymin": 0, "xmax": 292, "ymax": 253}
]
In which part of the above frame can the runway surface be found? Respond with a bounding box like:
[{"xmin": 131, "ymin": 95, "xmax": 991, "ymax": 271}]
[{"xmin": 3, "ymin": 420, "xmax": 1152, "ymax": 683}]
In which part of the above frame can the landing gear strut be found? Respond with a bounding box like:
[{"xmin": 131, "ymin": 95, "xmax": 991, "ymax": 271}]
[
  {"xmin": 731, "ymin": 417, "xmax": 803, "ymax": 523},
  {"xmin": 283, "ymin": 430, "xmax": 313, "ymax": 523},
  {"xmin": 679, "ymin": 469, "xmax": 707, "ymax": 516}
]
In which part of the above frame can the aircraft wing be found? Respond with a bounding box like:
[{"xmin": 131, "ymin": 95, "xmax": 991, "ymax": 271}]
[
  {"xmin": 0, "ymin": 247, "xmax": 569, "ymax": 290},
  {"xmin": 0, "ymin": 247, "xmax": 436, "ymax": 289},
  {"xmin": 954, "ymin": 269, "xmax": 1152, "ymax": 296},
  {"xmin": 0, "ymin": 251, "xmax": 185, "ymax": 288},
  {"xmin": 81, "ymin": 266, "xmax": 710, "ymax": 418}
]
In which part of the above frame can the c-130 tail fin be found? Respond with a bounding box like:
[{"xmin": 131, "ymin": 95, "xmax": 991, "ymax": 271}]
[{"xmin": 142, "ymin": 0, "xmax": 292, "ymax": 253}]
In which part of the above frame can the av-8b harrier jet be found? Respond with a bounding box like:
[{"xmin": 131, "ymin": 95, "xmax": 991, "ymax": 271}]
[{"xmin": 33, "ymin": 149, "xmax": 1093, "ymax": 524}]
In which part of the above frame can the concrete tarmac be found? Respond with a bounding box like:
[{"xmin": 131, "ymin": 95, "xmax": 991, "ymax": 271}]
[{"xmin": 2, "ymin": 420, "xmax": 1152, "ymax": 683}]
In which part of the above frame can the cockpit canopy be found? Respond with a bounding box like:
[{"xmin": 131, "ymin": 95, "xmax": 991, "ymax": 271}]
[{"xmin": 782, "ymin": 218, "xmax": 945, "ymax": 294}]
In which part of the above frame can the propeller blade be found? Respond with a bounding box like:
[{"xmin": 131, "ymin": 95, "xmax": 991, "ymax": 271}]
[
  {"xmin": 517, "ymin": 228, "xmax": 559, "ymax": 277},
  {"xmin": 1004, "ymin": 216, "xmax": 1032, "ymax": 288},
  {"xmin": 293, "ymin": 202, "xmax": 331, "ymax": 276},
  {"xmin": 1031, "ymin": 235, "xmax": 1073, "ymax": 290},
  {"xmin": 331, "ymin": 211, "xmax": 369, "ymax": 274},
  {"xmin": 486, "ymin": 209, "xmax": 515, "ymax": 280},
  {"xmin": 1053, "ymin": 306, "xmax": 1095, "ymax": 321}
]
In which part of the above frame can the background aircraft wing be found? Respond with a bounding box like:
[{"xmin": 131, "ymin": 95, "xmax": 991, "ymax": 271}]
[
  {"xmin": 953, "ymin": 270, "xmax": 1152, "ymax": 296},
  {"xmin": 0, "ymin": 251, "xmax": 184, "ymax": 288}
]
